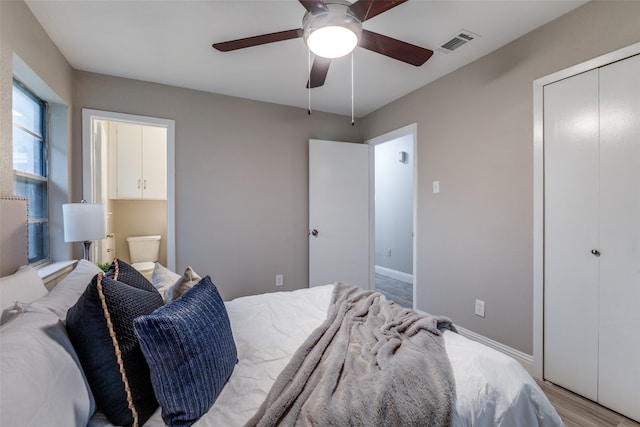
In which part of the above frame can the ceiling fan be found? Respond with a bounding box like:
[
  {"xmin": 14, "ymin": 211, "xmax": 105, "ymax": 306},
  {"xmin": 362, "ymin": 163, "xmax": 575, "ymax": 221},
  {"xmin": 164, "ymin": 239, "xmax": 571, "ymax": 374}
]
[{"xmin": 212, "ymin": 0, "xmax": 434, "ymax": 89}]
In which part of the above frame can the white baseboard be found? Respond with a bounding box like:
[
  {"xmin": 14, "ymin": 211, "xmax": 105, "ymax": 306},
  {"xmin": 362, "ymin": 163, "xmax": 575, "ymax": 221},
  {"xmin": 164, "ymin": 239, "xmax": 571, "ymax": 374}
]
[
  {"xmin": 415, "ymin": 305, "xmax": 537, "ymax": 377},
  {"xmin": 455, "ymin": 325, "xmax": 535, "ymax": 377},
  {"xmin": 374, "ymin": 265, "xmax": 413, "ymax": 285}
]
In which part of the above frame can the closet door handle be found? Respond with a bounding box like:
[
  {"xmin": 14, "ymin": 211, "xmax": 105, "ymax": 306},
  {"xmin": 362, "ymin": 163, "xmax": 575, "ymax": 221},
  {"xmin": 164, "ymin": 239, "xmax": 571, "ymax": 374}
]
[
  {"xmin": 138, "ymin": 179, "xmax": 141, "ymax": 189},
  {"xmin": 143, "ymin": 179, "xmax": 147, "ymax": 190},
  {"xmin": 591, "ymin": 249, "xmax": 601, "ymax": 257}
]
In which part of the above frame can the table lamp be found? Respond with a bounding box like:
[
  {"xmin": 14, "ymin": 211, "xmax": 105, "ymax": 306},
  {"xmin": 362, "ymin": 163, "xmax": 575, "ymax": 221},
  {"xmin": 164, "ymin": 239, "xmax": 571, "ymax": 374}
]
[{"xmin": 63, "ymin": 201, "xmax": 106, "ymax": 260}]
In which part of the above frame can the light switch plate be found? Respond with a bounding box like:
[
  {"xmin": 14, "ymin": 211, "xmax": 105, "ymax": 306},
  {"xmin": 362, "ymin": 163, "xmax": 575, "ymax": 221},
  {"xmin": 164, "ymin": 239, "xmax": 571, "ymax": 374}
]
[{"xmin": 475, "ymin": 299, "xmax": 485, "ymax": 317}]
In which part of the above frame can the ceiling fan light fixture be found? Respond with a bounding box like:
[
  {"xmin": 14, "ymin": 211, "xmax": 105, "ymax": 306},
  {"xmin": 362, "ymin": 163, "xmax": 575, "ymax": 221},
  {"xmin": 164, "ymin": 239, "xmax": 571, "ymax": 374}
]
[
  {"xmin": 303, "ymin": 2, "xmax": 362, "ymax": 59},
  {"xmin": 307, "ymin": 26, "xmax": 358, "ymax": 58}
]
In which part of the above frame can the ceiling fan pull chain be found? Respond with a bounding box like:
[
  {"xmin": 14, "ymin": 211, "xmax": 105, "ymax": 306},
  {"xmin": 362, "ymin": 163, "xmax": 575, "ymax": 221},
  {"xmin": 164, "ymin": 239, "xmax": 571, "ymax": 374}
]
[
  {"xmin": 308, "ymin": 47, "xmax": 312, "ymax": 115},
  {"xmin": 351, "ymin": 52, "xmax": 355, "ymax": 126}
]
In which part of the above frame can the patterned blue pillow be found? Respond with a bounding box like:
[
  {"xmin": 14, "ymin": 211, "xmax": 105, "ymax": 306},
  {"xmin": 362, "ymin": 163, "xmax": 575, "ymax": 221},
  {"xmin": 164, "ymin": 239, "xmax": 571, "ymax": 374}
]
[
  {"xmin": 66, "ymin": 269, "xmax": 164, "ymax": 426},
  {"xmin": 134, "ymin": 276, "xmax": 237, "ymax": 427}
]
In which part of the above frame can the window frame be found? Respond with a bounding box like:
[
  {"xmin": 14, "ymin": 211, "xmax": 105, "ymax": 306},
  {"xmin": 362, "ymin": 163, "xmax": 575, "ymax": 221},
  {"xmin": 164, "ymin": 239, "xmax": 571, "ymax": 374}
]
[{"xmin": 12, "ymin": 78, "xmax": 50, "ymax": 266}]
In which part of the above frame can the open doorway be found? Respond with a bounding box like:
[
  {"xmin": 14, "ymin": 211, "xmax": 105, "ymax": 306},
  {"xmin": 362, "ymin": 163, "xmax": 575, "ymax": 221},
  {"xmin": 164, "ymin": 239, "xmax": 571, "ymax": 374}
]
[
  {"xmin": 368, "ymin": 124, "xmax": 416, "ymax": 308},
  {"xmin": 82, "ymin": 109, "xmax": 176, "ymax": 272}
]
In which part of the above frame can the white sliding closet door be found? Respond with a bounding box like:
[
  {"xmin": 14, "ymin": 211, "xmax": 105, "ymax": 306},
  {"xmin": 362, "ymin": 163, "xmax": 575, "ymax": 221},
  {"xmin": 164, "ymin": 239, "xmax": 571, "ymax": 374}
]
[
  {"xmin": 598, "ymin": 54, "xmax": 640, "ymax": 420},
  {"xmin": 544, "ymin": 54, "xmax": 640, "ymax": 422},
  {"xmin": 544, "ymin": 69, "xmax": 600, "ymax": 401}
]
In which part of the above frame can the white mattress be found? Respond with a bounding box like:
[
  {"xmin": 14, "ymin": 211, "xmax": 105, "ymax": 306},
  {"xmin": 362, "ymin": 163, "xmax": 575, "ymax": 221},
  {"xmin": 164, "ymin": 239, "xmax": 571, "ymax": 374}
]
[{"xmin": 90, "ymin": 285, "xmax": 562, "ymax": 426}]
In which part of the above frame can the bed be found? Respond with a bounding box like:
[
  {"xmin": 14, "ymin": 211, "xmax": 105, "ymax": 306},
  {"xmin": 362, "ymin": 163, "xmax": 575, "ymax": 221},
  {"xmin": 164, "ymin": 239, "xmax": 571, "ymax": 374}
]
[{"xmin": 0, "ymin": 201, "xmax": 562, "ymax": 427}]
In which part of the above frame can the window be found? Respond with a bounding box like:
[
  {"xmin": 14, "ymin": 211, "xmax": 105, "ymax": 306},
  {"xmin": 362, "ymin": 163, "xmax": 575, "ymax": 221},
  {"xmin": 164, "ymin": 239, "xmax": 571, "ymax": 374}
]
[{"xmin": 12, "ymin": 79, "xmax": 49, "ymax": 265}]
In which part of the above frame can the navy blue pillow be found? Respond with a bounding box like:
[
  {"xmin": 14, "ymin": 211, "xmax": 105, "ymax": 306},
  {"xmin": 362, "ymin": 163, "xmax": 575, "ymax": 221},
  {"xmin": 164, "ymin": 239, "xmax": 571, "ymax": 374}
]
[
  {"xmin": 134, "ymin": 276, "xmax": 237, "ymax": 427},
  {"xmin": 66, "ymin": 269, "xmax": 164, "ymax": 427}
]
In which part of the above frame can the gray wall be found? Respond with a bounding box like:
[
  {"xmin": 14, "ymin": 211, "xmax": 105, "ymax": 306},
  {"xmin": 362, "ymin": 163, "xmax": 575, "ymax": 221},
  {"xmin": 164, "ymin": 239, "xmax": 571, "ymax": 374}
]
[
  {"xmin": 374, "ymin": 135, "xmax": 413, "ymax": 275},
  {"xmin": 73, "ymin": 72, "xmax": 363, "ymax": 300},
  {"xmin": 361, "ymin": 0, "xmax": 640, "ymax": 354}
]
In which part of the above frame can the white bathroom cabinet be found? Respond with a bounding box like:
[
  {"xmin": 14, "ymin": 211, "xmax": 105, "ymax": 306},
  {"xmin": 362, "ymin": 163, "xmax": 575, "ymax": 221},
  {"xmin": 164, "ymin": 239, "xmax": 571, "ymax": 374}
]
[{"xmin": 110, "ymin": 122, "xmax": 167, "ymax": 200}]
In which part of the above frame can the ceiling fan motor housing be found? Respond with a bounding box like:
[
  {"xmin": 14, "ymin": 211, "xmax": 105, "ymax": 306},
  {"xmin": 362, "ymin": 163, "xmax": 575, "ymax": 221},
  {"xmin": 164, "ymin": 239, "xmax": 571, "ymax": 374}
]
[{"xmin": 303, "ymin": 1, "xmax": 363, "ymax": 58}]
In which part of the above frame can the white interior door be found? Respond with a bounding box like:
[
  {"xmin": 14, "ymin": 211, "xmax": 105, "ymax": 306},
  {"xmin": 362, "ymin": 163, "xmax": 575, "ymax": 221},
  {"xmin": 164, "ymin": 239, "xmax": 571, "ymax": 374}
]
[
  {"xmin": 543, "ymin": 69, "xmax": 600, "ymax": 401},
  {"xmin": 597, "ymin": 54, "xmax": 640, "ymax": 421},
  {"xmin": 309, "ymin": 139, "xmax": 371, "ymax": 288}
]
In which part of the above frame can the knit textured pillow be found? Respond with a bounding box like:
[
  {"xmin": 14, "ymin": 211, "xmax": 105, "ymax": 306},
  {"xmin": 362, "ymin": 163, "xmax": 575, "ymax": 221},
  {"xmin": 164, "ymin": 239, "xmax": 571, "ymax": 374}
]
[
  {"xmin": 134, "ymin": 276, "xmax": 237, "ymax": 427},
  {"xmin": 105, "ymin": 258, "xmax": 155, "ymax": 291},
  {"xmin": 66, "ymin": 269, "xmax": 164, "ymax": 427}
]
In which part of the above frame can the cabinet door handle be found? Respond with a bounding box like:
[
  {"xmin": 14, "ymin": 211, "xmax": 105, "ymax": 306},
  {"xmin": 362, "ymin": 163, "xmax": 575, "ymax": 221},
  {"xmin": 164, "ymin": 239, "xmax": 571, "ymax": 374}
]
[
  {"xmin": 591, "ymin": 249, "xmax": 601, "ymax": 257},
  {"xmin": 138, "ymin": 179, "xmax": 141, "ymax": 189},
  {"xmin": 144, "ymin": 179, "xmax": 147, "ymax": 190}
]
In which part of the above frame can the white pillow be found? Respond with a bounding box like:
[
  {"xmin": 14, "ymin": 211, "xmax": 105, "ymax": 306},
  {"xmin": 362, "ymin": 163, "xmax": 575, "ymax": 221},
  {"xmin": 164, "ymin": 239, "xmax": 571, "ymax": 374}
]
[
  {"xmin": 0, "ymin": 265, "xmax": 47, "ymax": 314},
  {"xmin": 35, "ymin": 259, "xmax": 101, "ymax": 319},
  {"xmin": 0, "ymin": 306, "xmax": 95, "ymax": 426},
  {"xmin": 151, "ymin": 262, "xmax": 180, "ymax": 301}
]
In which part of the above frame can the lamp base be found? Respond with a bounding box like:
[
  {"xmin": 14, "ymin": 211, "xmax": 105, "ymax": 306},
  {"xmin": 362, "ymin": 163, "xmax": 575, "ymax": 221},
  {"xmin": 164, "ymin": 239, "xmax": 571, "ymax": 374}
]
[{"xmin": 81, "ymin": 241, "xmax": 93, "ymax": 261}]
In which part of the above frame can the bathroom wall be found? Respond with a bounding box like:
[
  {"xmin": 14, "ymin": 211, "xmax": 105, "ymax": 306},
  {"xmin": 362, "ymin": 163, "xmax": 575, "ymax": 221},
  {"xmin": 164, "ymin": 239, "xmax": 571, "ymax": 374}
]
[{"xmin": 112, "ymin": 200, "xmax": 167, "ymax": 266}]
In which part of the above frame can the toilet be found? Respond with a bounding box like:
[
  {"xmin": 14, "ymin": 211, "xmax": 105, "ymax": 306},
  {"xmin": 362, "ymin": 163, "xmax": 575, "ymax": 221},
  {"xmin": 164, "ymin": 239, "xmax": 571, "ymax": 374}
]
[{"xmin": 126, "ymin": 235, "xmax": 161, "ymax": 279}]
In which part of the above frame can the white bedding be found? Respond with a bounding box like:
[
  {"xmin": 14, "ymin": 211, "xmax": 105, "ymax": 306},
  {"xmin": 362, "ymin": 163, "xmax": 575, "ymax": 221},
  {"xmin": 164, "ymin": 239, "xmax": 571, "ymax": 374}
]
[{"xmin": 90, "ymin": 284, "xmax": 562, "ymax": 426}]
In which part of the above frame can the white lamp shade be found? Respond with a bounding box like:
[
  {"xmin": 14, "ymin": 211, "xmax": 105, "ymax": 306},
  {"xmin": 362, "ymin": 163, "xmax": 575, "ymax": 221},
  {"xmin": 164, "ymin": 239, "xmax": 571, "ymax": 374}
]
[{"xmin": 63, "ymin": 203, "xmax": 106, "ymax": 242}]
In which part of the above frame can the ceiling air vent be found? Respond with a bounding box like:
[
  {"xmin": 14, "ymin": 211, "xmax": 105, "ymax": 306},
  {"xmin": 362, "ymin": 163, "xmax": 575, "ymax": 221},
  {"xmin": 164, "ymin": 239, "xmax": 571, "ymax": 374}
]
[{"xmin": 437, "ymin": 30, "xmax": 479, "ymax": 54}]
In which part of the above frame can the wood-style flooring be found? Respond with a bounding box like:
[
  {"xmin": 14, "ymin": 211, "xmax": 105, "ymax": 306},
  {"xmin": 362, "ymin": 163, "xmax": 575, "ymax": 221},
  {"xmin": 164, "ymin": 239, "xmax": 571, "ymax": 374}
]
[
  {"xmin": 537, "ymin": 380, "xmax": 640, "ymax": 427},
  {"xmin": 374, "ymin": 273, "xmax": 412, "ymax": 308}
]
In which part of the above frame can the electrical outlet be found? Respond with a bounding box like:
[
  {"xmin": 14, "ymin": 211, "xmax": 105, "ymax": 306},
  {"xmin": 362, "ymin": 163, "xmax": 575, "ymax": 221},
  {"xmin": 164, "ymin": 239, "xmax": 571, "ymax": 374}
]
[
  {"xmin": 275, "ymin": 274, "xmax": 284, "ymax": 287},
  {"xmin": 475, "ymin": 299, "xmax": 485, "ymax": 318}
]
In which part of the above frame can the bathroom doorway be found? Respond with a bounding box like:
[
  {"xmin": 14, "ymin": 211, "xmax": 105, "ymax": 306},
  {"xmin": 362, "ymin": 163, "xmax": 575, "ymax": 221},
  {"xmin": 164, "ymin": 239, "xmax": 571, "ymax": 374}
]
[{"xmin": 82, "ymin": 109, "xmax": 176, "ymax": 271}]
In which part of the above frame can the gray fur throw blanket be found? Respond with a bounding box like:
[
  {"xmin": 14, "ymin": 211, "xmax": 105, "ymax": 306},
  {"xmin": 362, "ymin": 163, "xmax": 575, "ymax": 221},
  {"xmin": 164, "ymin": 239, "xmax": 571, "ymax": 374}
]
[{"xmin": 246, "ymin": 283, "xmax": 457, "ymax": 427}]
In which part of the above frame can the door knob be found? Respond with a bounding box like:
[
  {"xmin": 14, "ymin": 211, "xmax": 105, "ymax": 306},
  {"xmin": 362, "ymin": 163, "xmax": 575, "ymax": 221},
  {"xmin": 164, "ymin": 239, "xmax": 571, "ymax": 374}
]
[
  {"xmin": 591, "ymin": 249, "xmax": 601, "ymax": 257},
  {"xmin": 311, "ymin": 229, "xmax": 319, "ymax": 237}
]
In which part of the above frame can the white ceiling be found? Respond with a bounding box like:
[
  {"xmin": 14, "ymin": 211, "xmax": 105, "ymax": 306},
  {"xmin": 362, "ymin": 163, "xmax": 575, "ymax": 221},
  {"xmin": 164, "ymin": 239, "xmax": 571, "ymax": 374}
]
[{"xmin": 25, "ymin": 0, "xmax": 587, "ymax": 117}]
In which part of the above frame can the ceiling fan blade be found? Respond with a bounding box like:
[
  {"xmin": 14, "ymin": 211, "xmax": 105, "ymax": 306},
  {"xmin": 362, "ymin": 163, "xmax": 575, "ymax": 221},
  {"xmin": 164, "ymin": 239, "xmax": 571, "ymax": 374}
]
[
  {"xmin": 348, "ymin": 0, "xmax": 408, "ymax": 22},
  {"xmin": 359, "ymin": 29, "xmax": 433, "ymax": 66},
  {"xmin": 213, "ymin": 29, "xmax": 303, "ymax": 52},
  {"xmin": 299, "ymin": 0, "xmax": 328, "ymax": 14},
  {"xmin": 306, "ymin": 56, "xmax": 332, "ymax": 88}
]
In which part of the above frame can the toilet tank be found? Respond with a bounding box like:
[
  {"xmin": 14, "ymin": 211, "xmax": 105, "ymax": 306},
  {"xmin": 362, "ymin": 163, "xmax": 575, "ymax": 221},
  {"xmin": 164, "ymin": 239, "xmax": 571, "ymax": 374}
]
[{"xmin": 126, "ymin": 235, "xmax": 161, "ymax": 264}]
